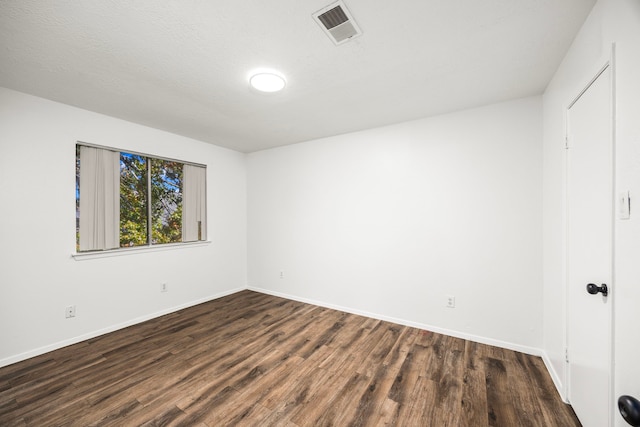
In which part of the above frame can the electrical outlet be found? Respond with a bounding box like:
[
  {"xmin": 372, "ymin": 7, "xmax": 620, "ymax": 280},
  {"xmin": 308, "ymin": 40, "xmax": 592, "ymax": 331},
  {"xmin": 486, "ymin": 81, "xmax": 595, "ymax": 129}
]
[
  {"xmin": 65, "ymin": 305, "xmax": 76, "ymax": 318},
  {"xmin": 161, "ymin": 283, "xmax": 168, "ymax": 292},
  {"xmin": 446, "ymin": 295, "xmax": 456, "ymax": 309},
  {"xmin": 280, "ymin": 271, "xmax": 284, "ymax": 279}
]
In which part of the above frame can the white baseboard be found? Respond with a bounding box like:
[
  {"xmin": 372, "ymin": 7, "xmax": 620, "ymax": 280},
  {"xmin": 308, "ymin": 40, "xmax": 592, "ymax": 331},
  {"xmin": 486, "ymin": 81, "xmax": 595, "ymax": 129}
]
[
  {"xmin": 541, "ymin": 350, "xmax": 568, "ymax": 403},
  {"xmin": 0, "ymin": 287, "xmax": 244, "ymax": 369},
  {"xmin": 3, "ymin": 283, "xmax": 562, "ymax": 401},
  {"xmin": 247, "ymin": 286, "xmax": 543, "ymax": 357}
]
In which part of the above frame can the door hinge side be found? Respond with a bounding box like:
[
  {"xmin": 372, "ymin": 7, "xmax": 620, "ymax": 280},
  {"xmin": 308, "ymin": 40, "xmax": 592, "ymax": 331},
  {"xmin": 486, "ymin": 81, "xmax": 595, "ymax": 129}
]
[
  {"xmin": 565, "ymin": 135, "xmax": 570, "ymax": 150},
  {"xmin": 565, "ymin": 347, "xmax": 569, "ymax": 363}
]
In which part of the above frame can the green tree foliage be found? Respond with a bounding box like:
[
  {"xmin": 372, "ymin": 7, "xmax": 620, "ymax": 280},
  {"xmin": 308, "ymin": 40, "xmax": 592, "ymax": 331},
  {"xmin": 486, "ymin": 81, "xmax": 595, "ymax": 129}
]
[
  {"xmin": 150, "ymin": 159, "xmax": 182, "ymax": 244},
  {"xmin": 119, "ymin": 154, "xmax": 183, "ymax": 247},
  {"xmin": 120, "ymin": 154, "xmax": 148, "ymax": 247}
]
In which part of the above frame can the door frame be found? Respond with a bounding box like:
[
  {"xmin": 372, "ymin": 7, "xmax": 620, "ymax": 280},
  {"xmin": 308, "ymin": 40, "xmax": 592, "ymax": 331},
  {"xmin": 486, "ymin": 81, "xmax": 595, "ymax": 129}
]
[{"xmin": 563, "ymin": 44, "xmax": 616, "ymax": 425}]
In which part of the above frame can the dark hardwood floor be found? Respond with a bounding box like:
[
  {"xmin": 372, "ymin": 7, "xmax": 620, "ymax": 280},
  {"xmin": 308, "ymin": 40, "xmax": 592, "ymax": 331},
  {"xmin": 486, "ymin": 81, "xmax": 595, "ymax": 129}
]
[{"xmin": 0, "ymin": 290, "xmax": 580, "ymax": 426}]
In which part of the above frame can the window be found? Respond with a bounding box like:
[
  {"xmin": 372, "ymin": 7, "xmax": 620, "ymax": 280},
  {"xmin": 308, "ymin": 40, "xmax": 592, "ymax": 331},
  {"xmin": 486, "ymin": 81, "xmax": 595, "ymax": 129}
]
[{"xmin": 76, "ymin": 144, "xmax": 206, "ymax": 252}]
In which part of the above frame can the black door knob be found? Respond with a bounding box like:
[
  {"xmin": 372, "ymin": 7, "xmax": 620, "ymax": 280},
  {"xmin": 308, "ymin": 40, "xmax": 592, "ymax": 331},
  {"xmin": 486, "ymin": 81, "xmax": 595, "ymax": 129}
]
[
  {"xmin": 586, "ymin": 283, "xmax": 608, "ymax": 296},
  {"xmin": 619, "ymin": 395, "xmax": 640, "ymax": 426}
]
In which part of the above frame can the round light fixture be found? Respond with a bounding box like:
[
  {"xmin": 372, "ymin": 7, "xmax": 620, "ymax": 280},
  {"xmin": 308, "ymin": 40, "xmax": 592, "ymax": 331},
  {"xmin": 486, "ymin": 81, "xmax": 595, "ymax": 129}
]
[{"xmin": 249, "ymin": 72, "xmax": 286, "ymax": 93}]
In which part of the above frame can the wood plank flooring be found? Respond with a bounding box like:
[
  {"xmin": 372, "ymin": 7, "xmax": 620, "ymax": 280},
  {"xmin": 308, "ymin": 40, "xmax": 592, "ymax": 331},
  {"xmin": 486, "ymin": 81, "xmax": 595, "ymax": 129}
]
[{"xmin": 0, "ymin": 290, "xmax": 581, "ymax": 426}]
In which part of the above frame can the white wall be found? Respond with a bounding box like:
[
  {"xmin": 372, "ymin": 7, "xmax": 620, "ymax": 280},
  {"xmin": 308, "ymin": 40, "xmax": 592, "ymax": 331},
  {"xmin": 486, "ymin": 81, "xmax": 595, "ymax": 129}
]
[
  {"xmin": 248, "ymin": 96, "xmax": 543, "ymax": 352},
  {"xmin": 0, "ymin": 88, "xmax": 247, "ymax": 367},
  {"xmin": 542, "ymin": 0, "xmax": 640, "ymax": 423}
]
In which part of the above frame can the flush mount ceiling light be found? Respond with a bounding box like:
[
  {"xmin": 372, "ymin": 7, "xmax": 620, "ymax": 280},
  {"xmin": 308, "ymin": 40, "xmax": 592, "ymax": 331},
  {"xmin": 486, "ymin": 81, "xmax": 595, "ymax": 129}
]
[{"xmin": 249, "ymin": 71, "xmax": 286, "ymax": 93}]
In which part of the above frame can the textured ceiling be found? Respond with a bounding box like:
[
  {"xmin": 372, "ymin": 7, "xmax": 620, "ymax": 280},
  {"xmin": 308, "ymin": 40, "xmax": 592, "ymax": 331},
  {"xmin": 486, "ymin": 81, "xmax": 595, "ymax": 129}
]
[{"xmin": 0, "ymin": 0, "xmax": 596, "ymax": 153}]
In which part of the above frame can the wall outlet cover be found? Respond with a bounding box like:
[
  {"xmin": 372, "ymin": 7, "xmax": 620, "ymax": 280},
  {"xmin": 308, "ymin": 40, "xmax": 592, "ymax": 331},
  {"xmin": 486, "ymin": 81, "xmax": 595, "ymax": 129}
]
[{"xmin": 446, "ymin": 295, "xmax": 456, "ymax": 308}]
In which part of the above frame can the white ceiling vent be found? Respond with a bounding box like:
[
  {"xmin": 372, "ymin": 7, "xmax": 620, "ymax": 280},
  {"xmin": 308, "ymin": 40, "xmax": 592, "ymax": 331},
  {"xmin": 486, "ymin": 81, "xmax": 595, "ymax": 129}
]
[{"xmin": 313, "ymin": 1, "xmax": 362, "ymax": 45}]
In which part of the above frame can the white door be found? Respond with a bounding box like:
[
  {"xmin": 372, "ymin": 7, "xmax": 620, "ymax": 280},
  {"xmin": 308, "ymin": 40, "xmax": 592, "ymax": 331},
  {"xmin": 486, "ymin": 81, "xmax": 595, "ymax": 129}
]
[{"xmin": 566, "ymin": 64, "xmax": 613, "ymax": 427}]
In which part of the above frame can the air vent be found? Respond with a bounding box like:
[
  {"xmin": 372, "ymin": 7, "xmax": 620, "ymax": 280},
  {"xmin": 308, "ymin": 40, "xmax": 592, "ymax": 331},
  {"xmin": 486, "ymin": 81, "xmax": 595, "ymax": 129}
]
[{"xmin": 313, "ymin": 1, "xmax": 362, "ymax": 45}]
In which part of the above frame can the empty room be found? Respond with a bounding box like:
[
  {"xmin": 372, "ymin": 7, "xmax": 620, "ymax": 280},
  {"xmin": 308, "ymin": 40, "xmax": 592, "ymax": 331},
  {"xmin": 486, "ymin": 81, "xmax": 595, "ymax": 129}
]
[{"xmin": 1, "ymin": 0, "xmax": 640, "ymax": 426}]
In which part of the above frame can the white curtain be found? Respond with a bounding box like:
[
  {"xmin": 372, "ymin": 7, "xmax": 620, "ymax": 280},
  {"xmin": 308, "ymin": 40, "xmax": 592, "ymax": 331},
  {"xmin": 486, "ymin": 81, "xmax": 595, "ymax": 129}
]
[
  {"xmin": 79, "ymin": 146, "xmax": 120, "ymax": 251},
  {"xmin": 182, "ymin": 164, "xmax": 206, "ymax": 242}
]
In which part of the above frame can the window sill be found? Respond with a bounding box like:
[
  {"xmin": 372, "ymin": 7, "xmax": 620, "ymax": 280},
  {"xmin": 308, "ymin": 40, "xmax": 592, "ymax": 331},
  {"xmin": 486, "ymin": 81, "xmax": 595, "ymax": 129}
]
[{"xmin": 72, "ymin": 241, "xmax": 211, "ymax": 261}]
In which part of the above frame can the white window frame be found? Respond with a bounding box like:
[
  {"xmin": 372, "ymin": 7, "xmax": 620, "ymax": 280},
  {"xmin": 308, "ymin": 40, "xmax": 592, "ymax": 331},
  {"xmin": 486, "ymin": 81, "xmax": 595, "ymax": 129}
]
[{"xmin": 73, "ymin": 142, "xmax": 209, "ymax": 260}]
